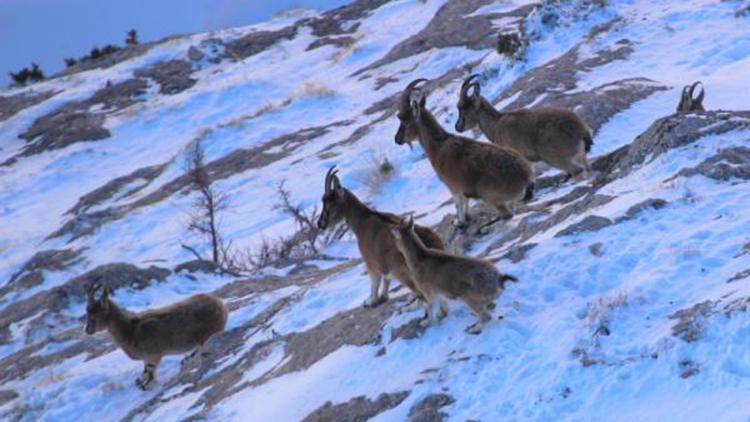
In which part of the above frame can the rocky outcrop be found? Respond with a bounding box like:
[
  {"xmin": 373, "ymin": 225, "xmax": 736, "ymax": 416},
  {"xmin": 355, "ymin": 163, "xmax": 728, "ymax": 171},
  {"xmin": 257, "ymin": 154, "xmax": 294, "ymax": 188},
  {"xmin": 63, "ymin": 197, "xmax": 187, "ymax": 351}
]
[
  {"xmin": 3, "ymin": 79, "xmax": 148, "ymax": 165},
  {"xmin": 354, "ymin": 0, "xmax": 537, "ymax": 76},
  {"xmin": 0, "ymin": 90, "xmax": 56, "ymax": 122},
  {"xmin": 134, "ymin": 60, "xmax": 197, "ymax": 95},
  {"xmin": 303, "ymin": 391, "xmax": 410, "ymax": 422}
]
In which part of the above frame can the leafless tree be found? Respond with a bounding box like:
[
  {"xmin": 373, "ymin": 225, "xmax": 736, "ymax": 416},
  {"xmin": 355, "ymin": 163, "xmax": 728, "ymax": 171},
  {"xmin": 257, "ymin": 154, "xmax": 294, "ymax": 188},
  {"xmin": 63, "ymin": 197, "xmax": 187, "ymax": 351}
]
[{"xmin": 183, "ymin": 140, "xmax": 228, "ymax": 264}]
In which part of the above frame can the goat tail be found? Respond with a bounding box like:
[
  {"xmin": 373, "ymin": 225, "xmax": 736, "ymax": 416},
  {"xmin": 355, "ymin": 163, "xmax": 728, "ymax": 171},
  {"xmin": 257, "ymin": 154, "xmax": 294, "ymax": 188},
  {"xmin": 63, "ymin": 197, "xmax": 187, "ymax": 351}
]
[
  {"xmin": 523, "ymin": 181, "xmax": 535, "ymax": 202},
  {"xmin": 498, "ymin": 274, "xmax": 518, "ymax": 288},
  {"xmin": 583, "ymin": 128, "xmax": 594, "ymax": 153}
]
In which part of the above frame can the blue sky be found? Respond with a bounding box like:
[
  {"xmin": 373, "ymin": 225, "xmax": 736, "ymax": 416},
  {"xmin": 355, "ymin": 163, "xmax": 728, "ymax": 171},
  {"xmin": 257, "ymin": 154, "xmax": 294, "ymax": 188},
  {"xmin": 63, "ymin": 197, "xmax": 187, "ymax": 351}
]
[{"xmin": 0, "ymin": 0, "xmax": 350, "ymax": 88}]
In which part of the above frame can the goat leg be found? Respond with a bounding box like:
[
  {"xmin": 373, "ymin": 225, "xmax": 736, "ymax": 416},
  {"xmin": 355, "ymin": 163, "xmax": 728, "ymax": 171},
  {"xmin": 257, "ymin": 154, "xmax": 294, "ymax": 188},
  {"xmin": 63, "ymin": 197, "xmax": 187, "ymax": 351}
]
[
  {"xmin": 363, "ymin": 273, "xmax": 384, "ymax": 307},
  {"xmin": 136, "ymin": 361, "xmax": 158, "ymax": 390},
  {"xmin": 181, "ymin": 345, "xmax": 203, "ymax": 368}
]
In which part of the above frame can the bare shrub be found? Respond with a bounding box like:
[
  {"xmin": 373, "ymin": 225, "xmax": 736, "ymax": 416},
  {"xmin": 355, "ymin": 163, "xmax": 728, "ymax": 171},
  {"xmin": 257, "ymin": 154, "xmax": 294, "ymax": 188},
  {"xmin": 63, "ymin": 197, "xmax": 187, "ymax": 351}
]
[
  {"xmin": 360, "ymin": 155, "xmax": 396, "ymax": 195},
  {"xmin": 222, "ymin": 181, "xmax": 347, "ymax": 272},
  {"xmin": 182, "ymin": 139, "xmax": 228, "ymax": 265},
  {"xmin": 586, "ymin": 291, "xmax": 629, "ymax": 336}
]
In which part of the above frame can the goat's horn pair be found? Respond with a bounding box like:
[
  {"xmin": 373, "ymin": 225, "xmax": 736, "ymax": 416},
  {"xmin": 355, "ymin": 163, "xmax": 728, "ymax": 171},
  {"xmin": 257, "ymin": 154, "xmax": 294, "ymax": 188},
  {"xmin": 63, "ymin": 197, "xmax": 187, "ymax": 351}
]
[
  {"xmin": 401, "ymin": 78, "xmax": 429, "ymax": 109},
  {"xmin": 460, "ymin": 74, "xmax": 481, "ymax": 98},
  {"xmin": 324, "ymin": 166, "xmax": 339, "ymax": 195}
]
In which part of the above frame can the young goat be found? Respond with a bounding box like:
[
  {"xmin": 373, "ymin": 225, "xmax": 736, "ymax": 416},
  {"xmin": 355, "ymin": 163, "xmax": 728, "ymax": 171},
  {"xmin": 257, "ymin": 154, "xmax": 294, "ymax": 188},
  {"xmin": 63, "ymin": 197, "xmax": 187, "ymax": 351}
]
[
  {"xmin": 455, "ymin": 75, "xmax": 593, "ymax": 179},
  {"xmin": 85, "ymin": 282, "xmax": 227, "ymax": 389},
  {"xmin": 317, "ymin": 166, "xmax": 445, "ymax": 308},
  {"xmin": 395, "ymin": 79, "xmax": 534, "ymax": 227},
  {"xmin": 676, "ymin": 81, "xmax": 705, "ymax": 112},
  {"xmin": 390, "ymin": 216, "xmax": 518, "ymax": 334}
]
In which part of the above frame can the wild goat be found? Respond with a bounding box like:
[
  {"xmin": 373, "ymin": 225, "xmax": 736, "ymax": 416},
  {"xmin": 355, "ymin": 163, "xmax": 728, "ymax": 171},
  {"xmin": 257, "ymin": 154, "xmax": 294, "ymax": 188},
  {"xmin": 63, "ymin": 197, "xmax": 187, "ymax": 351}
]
[
  {"xmin": 455, "ymin": 75, "xmax": 593, "ymax": 179},
  {"xmin": 317, "ymin": 166, "xmax": 445, "ymax": 308},
  {"xmin": 85, "ymin": 282, "xmax": 227, "ymax": 390},
  {"xmin": 395, "ymin": 79, "xmax": 534, "ymax": 227},
  {"xmin": 676, "ymin": 81, "xmax": 705, "ymax": 112},
  {"xmin": 390, "ymin": 216, "xmax": 518, "ymax": 334}
]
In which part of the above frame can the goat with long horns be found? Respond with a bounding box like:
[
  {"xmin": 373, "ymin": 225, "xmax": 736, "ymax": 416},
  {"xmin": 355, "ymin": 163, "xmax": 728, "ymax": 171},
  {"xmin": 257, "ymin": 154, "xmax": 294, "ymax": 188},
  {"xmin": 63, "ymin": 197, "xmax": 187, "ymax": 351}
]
[{"xmin": 455, "ymin": 74, "xmax": 594, "ymax": 180}]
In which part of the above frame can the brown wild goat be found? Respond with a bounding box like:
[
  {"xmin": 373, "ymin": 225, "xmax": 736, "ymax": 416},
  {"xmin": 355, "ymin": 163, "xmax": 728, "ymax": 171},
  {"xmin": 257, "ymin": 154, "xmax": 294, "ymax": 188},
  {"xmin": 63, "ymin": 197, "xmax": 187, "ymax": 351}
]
[
  {"xmin": 85, "ymin": 282, "xmax": 227, "ymax": 389},
  {"xmin": 395, "ymin": 79, "xmax": 534, "ymax": 227},
  {"xmin": 455, "ymin": 75, "xmax": 593, "ymax": 179},
  {"xmin": 676, "ymin": 81, "xmax": 705, "ymax": 112},
  {"xmin": 390, "ymin": 216, "xmax": 518, "ymax": 334},
  {"xmin": 317, "ymin": 166, "xmax": 445, "ymax": 308}
]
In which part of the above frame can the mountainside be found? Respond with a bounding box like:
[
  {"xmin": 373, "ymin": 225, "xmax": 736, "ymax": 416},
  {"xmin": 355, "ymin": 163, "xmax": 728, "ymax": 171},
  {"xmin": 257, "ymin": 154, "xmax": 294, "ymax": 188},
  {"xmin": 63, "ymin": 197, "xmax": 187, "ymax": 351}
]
[{"xmin": 1, "ymin": 0, "xmax": 750, "ymax": 420}]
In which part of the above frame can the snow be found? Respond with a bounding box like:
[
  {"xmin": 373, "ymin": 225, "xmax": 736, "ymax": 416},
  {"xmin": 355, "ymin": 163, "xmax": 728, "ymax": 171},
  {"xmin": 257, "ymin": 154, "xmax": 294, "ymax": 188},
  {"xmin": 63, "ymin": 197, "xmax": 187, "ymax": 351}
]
[{"xmin": 2, "ymin": 0, "xmax": 750, "ymax": 420}]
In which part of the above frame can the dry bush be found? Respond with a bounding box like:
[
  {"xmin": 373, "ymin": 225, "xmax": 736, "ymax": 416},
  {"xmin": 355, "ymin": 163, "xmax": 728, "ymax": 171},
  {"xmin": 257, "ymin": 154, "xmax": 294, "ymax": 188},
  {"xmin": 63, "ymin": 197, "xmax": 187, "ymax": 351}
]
[
  {"xmin": 360, "ymin": 155, "xmax": 396, "ymax": 196},
  {"xmin": 222, "ymin": 181, "xmax": 347, "ymax": 272},
  {"xmin": 586, "ymin": 291, "xmax": 629, "ymax": 336}
]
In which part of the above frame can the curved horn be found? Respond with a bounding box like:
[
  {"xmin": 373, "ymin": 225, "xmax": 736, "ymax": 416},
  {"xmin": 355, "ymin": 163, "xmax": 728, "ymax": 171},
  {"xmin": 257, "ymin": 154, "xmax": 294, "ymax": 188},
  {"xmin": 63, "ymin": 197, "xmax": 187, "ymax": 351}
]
[
  {"xmin": 468, "ymin": 81, "xmax": 481, "ymax": 97},
  {"xmin": 87, "ymin": 282, "xmax": 102, "ymax": 301},
  {"xmin": 401, "ymin": 78, "xmax": 429, "ymax": 110},
  {"xmin": 324, "ymin": 166, "xmax": 337, "ymax": 195},
  {"xmin": 690, "ymin": 81, "xmax": 704, "ymax": 105},
  {"xmin": 460, "ymin": 74, "xmax": 481, "ymax": 98}
]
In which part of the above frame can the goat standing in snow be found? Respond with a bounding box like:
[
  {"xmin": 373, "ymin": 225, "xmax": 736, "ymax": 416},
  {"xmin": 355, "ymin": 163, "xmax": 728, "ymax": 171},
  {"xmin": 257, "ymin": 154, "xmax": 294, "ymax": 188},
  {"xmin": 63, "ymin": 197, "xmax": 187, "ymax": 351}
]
[
  {"xmin": 317, "ymin": 166, "xmax": 445, "ymax": 308},
  {"xmin": 84, "ymin": 282, "xmax": 227, "ymax": 389},
  {"xmin": 455, "ymin": 75, "xmax": 593, "ymax": 179},
  {"xmin": 390, "ymin": 216, "xmax": 518, "ymax": 334},
  {"xmin": 395, "ymin": 79, "xmax": 535, "ymax": 227}
]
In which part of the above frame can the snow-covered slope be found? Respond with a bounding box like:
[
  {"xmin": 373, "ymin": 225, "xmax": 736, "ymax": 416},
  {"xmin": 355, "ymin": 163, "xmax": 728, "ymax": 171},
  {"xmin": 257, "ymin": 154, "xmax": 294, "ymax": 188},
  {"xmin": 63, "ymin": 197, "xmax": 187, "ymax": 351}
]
[{"xmin": 1, "ymin": 0, "xmax": 750, "ymax": 420}]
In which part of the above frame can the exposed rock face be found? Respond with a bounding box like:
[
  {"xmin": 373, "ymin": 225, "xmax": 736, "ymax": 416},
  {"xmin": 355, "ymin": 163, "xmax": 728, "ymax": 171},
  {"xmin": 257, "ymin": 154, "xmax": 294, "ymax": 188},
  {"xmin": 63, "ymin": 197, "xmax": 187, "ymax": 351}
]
[
  {"xmin": 670, "ymin": 147, "xmax": 750, "ymax": 182},
  {"xmin": 226, "ymin": 26, "xmax": 299, "ymax": 59},
  {"xmin": 409, "ymin": 393, "xmax": 456, "ymax": 422},
  {"xmin": 66, "ymin": 163, "xmax": 168, "ymax": 215},
  {"xmin": 3, "ymin": 249, "xmax": 85, "ymax": 294},
  {"xmin": 555, "ymin": 215, "xmax": 613, "ymax": 237},
  {"xmin": 134, "ymin": 60, "xmax": 197, "ymax": 95},
  {"xmin": 496, "ymin": 39, "xmax": 667, "ymax": 132},
  {"xmin": 4, "ymin": 79, "xmax": 148, "ymax": 165},
  {"xmin": 0, "ymin": 90, "xmax": 56, "ymax": 122},
  {"xmin": 48, "ymin": 120, "xmax": 353, "ymax": 241},
  {"xmin": 354, "ymin": 0, "xmax": 537, "ymax": 76},
  {"xmin": 302, "ymin": 391, "xmax": 410, "ymax": 422},
  {"xmin": 615, "ymin": 111, "xmax": 750, "ymax": 172}
]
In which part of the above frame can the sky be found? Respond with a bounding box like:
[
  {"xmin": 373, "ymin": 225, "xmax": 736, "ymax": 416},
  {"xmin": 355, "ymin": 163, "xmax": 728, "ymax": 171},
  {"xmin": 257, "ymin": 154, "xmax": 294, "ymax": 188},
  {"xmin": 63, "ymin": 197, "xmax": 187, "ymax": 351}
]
[{"xmin": 0, "ymin": 0, "xmax": 350, "ymax": 88}]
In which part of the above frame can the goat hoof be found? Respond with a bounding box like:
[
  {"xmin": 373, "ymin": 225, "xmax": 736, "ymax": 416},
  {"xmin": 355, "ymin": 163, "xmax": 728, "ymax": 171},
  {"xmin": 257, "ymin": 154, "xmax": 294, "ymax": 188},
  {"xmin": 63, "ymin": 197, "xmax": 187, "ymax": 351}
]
[
  {"xmin": 465, "ymin": 324, "xmax": 482, "ymax": 335},
  {"xmin": 363, "ymin": 297, "xmax": 383, "ymax": 308}
]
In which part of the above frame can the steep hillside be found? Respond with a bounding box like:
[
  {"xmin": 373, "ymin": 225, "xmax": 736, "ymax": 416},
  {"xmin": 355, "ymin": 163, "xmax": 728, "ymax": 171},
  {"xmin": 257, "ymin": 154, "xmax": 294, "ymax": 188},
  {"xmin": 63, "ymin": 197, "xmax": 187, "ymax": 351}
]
[{"xmin": 1, "ymin": 0, "xmax": 750, "ymax": 420}]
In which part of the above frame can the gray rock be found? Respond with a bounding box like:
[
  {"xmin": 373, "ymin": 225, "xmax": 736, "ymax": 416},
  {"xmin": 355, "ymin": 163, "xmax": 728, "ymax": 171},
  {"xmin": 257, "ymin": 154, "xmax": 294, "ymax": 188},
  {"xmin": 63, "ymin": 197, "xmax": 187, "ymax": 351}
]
[
  {"xmin": 555, "ymin": 215, "xmax": 613, "ymax": 237},
  {"xmin": 409, "ymin": 393, "xmax": 456, "ymax": 422},
  {"xmin": 303, "ymin": 391, "xmax": 410, "ymax": 422},
  {"xmin": 616, "ymin": 111, "xmax": 750, "ymax": 172},
  {"xmin": 187, "ymin": 45, "xmax": 205, "ymax": 61},
  {"xmin": 501, "ymin": 243, "xmax": 538, "ymax": 263},
  {"xmin": 615, "ymin": 198, "xmax": 668, "ymax": 223},
  {"xmin": 669, "ymin": 147, "xmax": 750, "ymax": 182},
  {"xmin": 0, "ymin": 90, "xmax": 56, "ymax": 122},
  {"xmin": 2, "ymin": 249, "xmax": 85, "ymax": 297},
  {"xmin": 134, "ymin": 60, "xmax": 196, "ymax": 95},
  {"xmin": 354, "ymin": 0, "xmax": 536, "ymax": 76},
  {"xmin": 4, "ymin": 79, "xmax": 148, "ymax": 165},
  {"xmin": 174, "ymin": 259, "xmax": 219, "ymax": 274},
  {"xmin": 67, "ymin": 163, "xmax": 168, "ymax": 215}
]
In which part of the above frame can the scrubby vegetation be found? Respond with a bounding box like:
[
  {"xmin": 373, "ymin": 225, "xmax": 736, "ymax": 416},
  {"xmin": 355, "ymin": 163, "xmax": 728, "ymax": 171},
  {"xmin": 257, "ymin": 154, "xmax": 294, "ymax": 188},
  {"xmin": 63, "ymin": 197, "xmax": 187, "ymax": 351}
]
[{"xmin": 8, "ymin": 63, "xmax": 45, "ymax": 87}]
